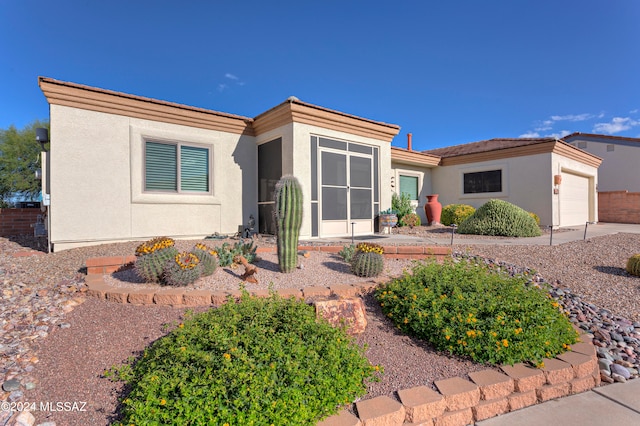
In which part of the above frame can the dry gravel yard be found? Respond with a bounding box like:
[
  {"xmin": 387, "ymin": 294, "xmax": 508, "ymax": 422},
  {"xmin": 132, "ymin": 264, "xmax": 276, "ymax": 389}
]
[{"xmin": 0, "ymin": 231, "xmax": 638, "ymax": 425}]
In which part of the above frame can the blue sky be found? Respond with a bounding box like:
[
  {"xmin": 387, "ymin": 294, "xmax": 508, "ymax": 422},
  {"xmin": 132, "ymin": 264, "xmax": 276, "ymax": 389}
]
[{"xmin": 1, "ymin": 0, "xmax": 639, "ymax": 150}]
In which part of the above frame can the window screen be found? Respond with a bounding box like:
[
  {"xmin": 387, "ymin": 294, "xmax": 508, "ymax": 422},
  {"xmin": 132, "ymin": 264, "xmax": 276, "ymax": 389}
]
[{"xmin": 145, "ymin": 141, "xmax": 210, "ymax": 193}]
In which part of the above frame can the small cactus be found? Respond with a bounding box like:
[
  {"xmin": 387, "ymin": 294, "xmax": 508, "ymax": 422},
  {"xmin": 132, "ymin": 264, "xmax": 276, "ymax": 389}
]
[
  {"xmin": 163, "ymin": 252, "xmax": 202, "ymax": 286},
  {"xmin": 351, "ymin": 251, "xmax": 384, "ymax": 277},
  {"xmin": 627, "ymin": 254, "xmax": 640, "ymax": 277},
  {"xmin": 192, "ymin": 243, "xmax": 218, "ymax": 277},
  {"xmin": 134, "ymin": 237, "xmax": 179, "ymax": 282},
  {"xmin": 274, "ymin": 175, "xmax": 303, "ymax": 273}
]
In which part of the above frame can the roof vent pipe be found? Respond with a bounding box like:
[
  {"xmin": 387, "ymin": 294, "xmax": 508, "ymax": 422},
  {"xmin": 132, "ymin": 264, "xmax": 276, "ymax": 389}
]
[{"xmin": 407, "ymin": 133, "xmax": 413, "ymax": 151}]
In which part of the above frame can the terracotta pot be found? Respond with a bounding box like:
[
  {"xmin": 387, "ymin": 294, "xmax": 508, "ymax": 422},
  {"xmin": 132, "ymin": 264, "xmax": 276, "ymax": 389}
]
[{"xmin": 424, "ymin": 194, "xmax": 442, "ymax": 225}]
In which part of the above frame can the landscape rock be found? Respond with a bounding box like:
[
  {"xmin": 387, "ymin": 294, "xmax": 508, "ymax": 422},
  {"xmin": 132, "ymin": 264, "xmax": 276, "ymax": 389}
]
[{"xmin": 314, "ymin": 297, "xmax": 367, "ymax": 334}]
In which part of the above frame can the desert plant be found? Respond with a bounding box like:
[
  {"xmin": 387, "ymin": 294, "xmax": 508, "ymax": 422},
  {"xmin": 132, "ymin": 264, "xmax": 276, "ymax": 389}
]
[
  {"xmin": 375, "ymin": 258, "xmax": 578, "ymax": 365},
  {"xmin": 235, "ymin": 239, "xmax": 257, "ymax": 263},
  {"xmin": 400, "ymin": 212, "xmax": 421, "ymax": 228},
  {"xmin": 110, "ymin": 291, "xmax": 380, "ymax": 425},
  {"xmin": 627, "ymin": 254, "xmax": 640, "ymax": 277},
  {"xmin": 351, "ymin": 251, "xmax": 384, "ymax": 277},
  {"xmin": 457, "ymin": 199, "xmax": 542, "ymax": 237},
  {"xmin": 274, "ymin": 175, "xmax": 303, "ymax": 273},
  {"xmin": 338, "ymin": 244, "xmax": 357, "ymax": 262},
  {"xmin": 134, "ymin": 237, "xmax": 179, "ymax": 283},
  {"xmin": 355, "ymin": 242, "xmax": 384, "ymax": 255},
  {"xmin": 191, "ymin": 243, "xmax": 218, "ymax": 277},
  {"xmin": 528, "ymin": 212, "xmax": 541, "ymax": 226},
  {"xmin": 392, "ymin": 192, "xmax": 413, "ymax": 225},
  {"xmin": 441, "ymin": 204, "xmax": 476, "ymax": 226},
  {"xmin": 162, "ymin": 252, "xmax": 202, "ymax": 287}
]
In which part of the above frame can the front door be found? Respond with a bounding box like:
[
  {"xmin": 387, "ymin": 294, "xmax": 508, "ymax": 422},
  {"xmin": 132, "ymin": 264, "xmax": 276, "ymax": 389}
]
[{"xmin": 320, "ymin": 149, "xmax": 373, "ymax": 236}]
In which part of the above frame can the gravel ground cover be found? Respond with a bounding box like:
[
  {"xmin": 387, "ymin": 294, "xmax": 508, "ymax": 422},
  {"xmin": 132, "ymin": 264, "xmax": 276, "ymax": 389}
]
[{"xmin": 0, "ymin": 230, "xmax": 638, "ymax": 425}]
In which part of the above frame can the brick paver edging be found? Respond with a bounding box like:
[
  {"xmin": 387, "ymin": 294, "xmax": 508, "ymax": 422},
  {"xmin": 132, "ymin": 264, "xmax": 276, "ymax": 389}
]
[{"xmin": 83, "ymin": 245, "xmax": 599, "ymax": 425}]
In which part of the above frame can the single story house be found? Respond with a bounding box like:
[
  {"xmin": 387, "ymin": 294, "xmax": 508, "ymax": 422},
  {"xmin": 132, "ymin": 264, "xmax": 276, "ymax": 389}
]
[
  {"xmin": 38, "ymin": 77, "xmax": 602, "ymax": 251},
  {"xmin": 38, "ymin": 77, "xmax": 399, "ymax": 251},
  {"xmin": 391, "ymin": 137, "xmax": 601, "ymax": 228}
]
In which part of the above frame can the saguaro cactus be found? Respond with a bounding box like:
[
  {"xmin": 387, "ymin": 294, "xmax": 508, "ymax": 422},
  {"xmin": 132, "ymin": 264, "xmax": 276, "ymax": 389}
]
[{"xmin": 274, "ymin": 175, "xmax": 303, "ymax": 273}]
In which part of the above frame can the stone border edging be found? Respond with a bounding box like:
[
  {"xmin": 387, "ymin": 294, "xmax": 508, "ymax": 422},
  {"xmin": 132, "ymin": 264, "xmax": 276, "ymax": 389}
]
[{"xmin": 83, "ymin": 245, "xmax": 600, "ymax": 425}]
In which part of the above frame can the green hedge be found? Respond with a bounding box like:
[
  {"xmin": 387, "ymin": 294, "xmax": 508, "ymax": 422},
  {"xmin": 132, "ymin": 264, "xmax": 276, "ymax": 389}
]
[
  {"xmin": 441, "ymin": 204, "xmax": 475, "ymax": 226},
  {"xmin": 457, "ymin": 199, "xmax": 541, "ymax": 237}
]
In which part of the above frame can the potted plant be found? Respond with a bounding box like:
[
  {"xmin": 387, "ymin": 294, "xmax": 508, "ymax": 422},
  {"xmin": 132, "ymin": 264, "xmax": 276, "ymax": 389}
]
[{"xmin": 378, "ymin": 208, "xmax": 398, "ymax": 232}]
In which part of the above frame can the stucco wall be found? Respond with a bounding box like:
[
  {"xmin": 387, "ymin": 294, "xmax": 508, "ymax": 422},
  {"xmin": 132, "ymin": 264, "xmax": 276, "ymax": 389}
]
[
  {"xmin": 551, "ymin": 153, "xmax": 599, "ymax": 226},
  {"xmin": 49, "ymin": 105, "xmax": 256, "ymax": 251},
  {"xmin": 291, "ymin": 123, "xmax": 392, "ymax": 239},
  {"xmin": 568, "ymin": 139, "xmax": 640, "ymax": 192},
  {"xmin": 431, "ymin": 153, "xmax": 553, "ymax": 225},
  {"xmin": 390, "ymin": 162, "xmax": 433, "ymax": 224}
]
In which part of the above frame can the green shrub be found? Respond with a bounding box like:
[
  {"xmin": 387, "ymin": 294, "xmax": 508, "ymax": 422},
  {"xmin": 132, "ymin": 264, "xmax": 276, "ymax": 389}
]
[
  {"xmin": 338, "ymin": 244, "xmax": 356, "ymax": 262},
  {"xmin": 457, "ymin": 199, "xmax": 541, "ymax": 237},
  {"xmin": 400, "ymin": 212, "xmax": 421, "ymax": 228},
  {"xmin": 392, "ymin": 192, "xmax": 414, "ymax": 225},
  {"xmin": 528, "ymin": 212, "xmax": 541, "ymax": 226},
  {"xmin": 111, "ymin": 292, "xmax": 379, "ymax": 425},
  {"xmin": 627, "ymin": 254, "xmax": 640, "ymax": 277},
  {"xmin": 375, "ymin": 258, "xmax": 578, "ymax": 366},
  {"xmin": 441, "ymin": 204, "xmax": 476, "ymax": 226}
]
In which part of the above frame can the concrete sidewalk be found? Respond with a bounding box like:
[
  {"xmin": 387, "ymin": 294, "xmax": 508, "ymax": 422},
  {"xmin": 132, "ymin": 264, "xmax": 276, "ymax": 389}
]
[
  {"xmin": 305, "ymin": 222, "xmax": 640, "ymax": 247},
  {"xmin": 476, "ymin": 379, "xmax": 640, "ymax": 425}
]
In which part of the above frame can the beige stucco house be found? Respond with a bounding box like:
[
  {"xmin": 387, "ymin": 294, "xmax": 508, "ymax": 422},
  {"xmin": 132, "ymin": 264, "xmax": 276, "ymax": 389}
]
[
  {"xmin": 391, "ymin": 137, "xmax": 602, "ymax": 228},
  {"xmin": 39, "ymin": 77, "xmax": 602, "ymax": 251},
  {"xmin": 39, "ymin": 77, "xmax": 399, "ymax": 251}
]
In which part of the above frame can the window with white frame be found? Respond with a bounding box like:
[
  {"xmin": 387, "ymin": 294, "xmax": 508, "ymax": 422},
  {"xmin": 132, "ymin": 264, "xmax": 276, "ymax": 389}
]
[
  {"xmin": 463, "ymin": 170, "xmax": 502, "ymax": 194},
  {"xmin": 145, "ymin": 140, "xmax": 210, "ymax": 193},
  {"xmin": 399, "ymin": 175, "xmax": 419, "ymax": 201}
]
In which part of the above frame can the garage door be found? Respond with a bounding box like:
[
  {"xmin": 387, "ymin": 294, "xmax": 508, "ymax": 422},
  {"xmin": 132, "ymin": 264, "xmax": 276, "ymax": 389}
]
[{"xmin": 560, "ymin": 172, "xmax": 590, "ymax": 226}]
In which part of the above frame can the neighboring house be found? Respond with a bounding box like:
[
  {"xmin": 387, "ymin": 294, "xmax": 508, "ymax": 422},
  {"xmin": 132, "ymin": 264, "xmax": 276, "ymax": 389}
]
[
  {"xmin": 38, "ymin": 77, "xmax": 603, "ymax": 251},
  {"xmin": 563, "ymin": 133, "xmax": 640, "ymax": 192},
  {"xmin": 392, "ymin": 137, "xmax": 602, "ymax": 228},
  {"xmin": 563, "ymin": 133, "xmax": 640, "ymax": 224},
  {"xmin": 39, "ymin": 77, "xmax": 399, "ymax": 251}
]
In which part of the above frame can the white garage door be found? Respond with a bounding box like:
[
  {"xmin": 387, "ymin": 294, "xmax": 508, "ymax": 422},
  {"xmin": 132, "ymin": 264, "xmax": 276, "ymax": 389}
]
[{"xmin": 560, "ymin": 172, "xmax": 590, "ymax": 226}]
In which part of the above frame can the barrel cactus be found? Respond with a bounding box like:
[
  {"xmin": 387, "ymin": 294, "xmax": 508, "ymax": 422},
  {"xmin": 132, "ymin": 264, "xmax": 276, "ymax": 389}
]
[
  {"xmin": 274, "ymin": 175, "xmax": 303, "ymax": 273},
  {"xmin": 627, "ymin": 254, "xmax": 640, "ymax": 277},
  {"xmin": 351, "ymin": 251, "xmax": 384, "ymax": 278},
  {"xmin": 134, "ymin": 237, "xmax": 179, "ymax": 282},
  {"xmin": 191, "ymin": 243, "xmax": 218, "ymax": 277},
  {"xmin": 163, "ymin": 252, "xmax": 202, "ymax": 286}
]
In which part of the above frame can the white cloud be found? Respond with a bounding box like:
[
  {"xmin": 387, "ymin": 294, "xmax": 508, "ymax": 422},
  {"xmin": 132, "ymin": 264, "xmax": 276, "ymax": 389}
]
[
  {"xmin": 535, "ymin": 125, "xmax": 553, "ymax": 132},
  {"xmin": 519, "ymin": 131, "xmax": 540, "ymax": 138},
  {"xmin": 550, "ymin": 113, "xmax": 594, "ymax": 122},
  {"xmin": 225, "ymin": 73, "xmax": 239, "ymax": 80},
  {"xmin": 630, "ymin": 109, "xmax": 639, "ymax": 114},
  {"xmin": 217, "ymin": 83, "xmax": 228, "ymax": 92},
  {"xmin": 592, "ymin": 117, "xmax": 640, "ymax": 134},
  {"xmin": 547, "ymin": 130, "xmax": 572, "ymax": 139}
]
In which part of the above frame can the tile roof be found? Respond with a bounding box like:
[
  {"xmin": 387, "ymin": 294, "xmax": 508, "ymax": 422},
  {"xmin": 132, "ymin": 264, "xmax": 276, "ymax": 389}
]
[{"xmin": 423, "ymin": 138, "xmax": 557, "ymax": 158}]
